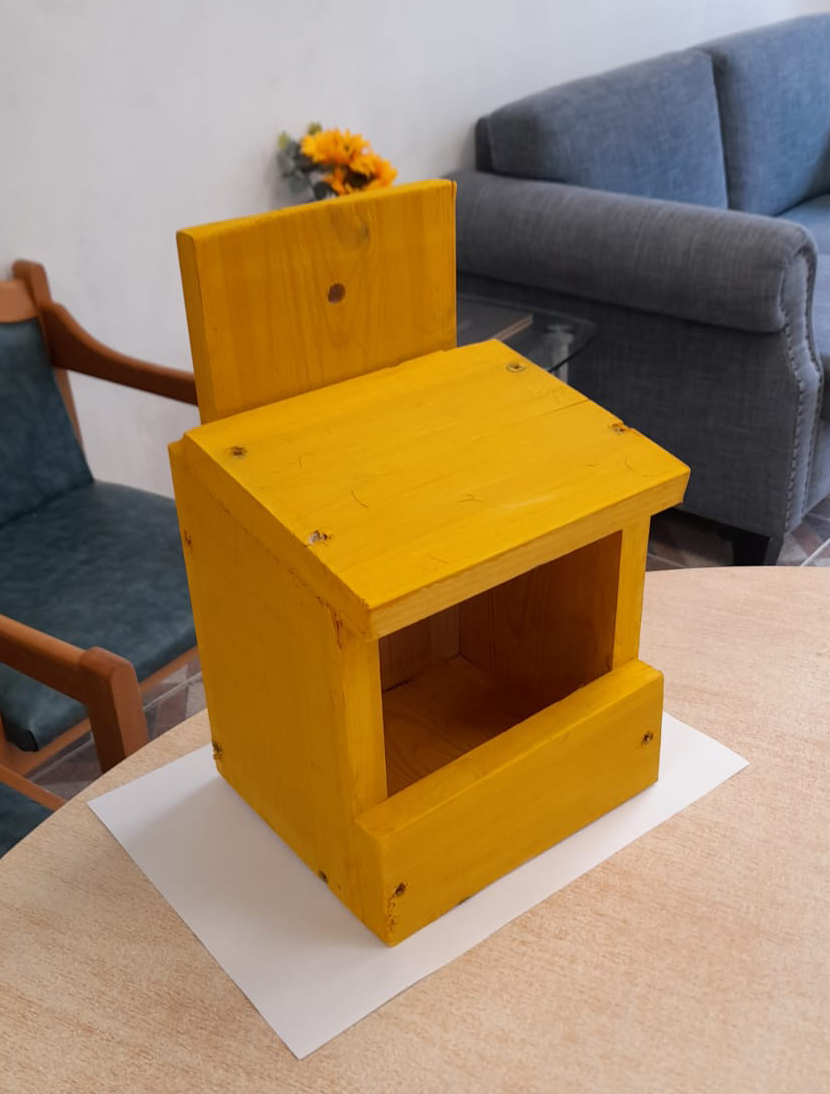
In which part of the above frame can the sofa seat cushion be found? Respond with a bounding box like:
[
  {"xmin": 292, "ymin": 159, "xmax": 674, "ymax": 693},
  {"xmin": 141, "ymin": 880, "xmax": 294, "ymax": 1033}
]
[
  {"xmin": 780, "ymin": 196, "xmax": 830, "ymax": 254},
  {"xmin": 0, "ymin": 782, "xmax": 50, "ymax": 858},
  {"xmin": 0, "ymin": 482, "xmax": 195, "ymax": 751},
  {"xmin": 483, "ymin": 51, "xmax": 727, "ymax": 206},
  {"xmin": 0, "ymin": 319, "xmax": 92, "ymax": 527},
  {"xmin": 701, "ymin": 16, "xmax": 830, "ymax": 215}
]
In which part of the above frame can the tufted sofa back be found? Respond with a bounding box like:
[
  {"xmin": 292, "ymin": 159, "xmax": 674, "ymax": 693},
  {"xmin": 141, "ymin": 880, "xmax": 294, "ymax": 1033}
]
[
  {"xmin": 699, "ymin": 16, "xmax": 830, "ymax": 216},
  {"xmin": 476, "ymin": 15, "xmax": 830, "ymax": 217}
]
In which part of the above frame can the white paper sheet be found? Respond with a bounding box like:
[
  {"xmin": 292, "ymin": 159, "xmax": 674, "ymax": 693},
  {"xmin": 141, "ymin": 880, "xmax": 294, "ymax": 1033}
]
[{"xmin": 90, "ymin": 713, "xmax": 746, "ymax": 1058}]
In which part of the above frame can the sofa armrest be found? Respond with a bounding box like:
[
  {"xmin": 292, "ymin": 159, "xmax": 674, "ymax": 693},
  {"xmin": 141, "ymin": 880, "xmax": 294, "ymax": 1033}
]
[{"xmin": 453, "ymin": 170, "xmax": 817, "ymax": 334}]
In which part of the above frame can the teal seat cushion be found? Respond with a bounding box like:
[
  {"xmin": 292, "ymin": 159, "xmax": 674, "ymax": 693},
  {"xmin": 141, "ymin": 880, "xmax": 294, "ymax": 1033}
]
[
  {"xmin": 0, "ymin": 482, "xmax": 196, "ymax": 751},
  {"xmin": 0, "ymin": 781, "xmax": 51, "ymax": 857},
  {"xmin": 0, "ymin": 319, "xmax": 92, "ymax": 526}
]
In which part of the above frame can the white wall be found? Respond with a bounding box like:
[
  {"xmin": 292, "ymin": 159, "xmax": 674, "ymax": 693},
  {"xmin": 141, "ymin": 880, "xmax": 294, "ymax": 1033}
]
[{"xmin": 2, "ymin": 0, "xmax": 825, "ymax": 495}]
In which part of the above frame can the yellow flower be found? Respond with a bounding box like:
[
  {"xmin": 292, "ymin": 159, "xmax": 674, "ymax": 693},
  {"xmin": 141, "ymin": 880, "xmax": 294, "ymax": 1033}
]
[
  {"xmin": 301, "ymin": 127, "xmax": 367, "ymax": 167},
  {"xmin": 356, "ymin": 152, "xmax": 397, "ymax": 189},
  {"xmin": 323, "ymin": 166, "xmax": 353, "ymax": 196}
]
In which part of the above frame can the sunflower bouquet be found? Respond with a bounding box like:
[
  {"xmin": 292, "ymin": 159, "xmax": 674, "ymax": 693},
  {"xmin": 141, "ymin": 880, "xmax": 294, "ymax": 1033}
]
[{"xmin": 277, "ymin": 123, "xmax": 397, "ymax": 201}]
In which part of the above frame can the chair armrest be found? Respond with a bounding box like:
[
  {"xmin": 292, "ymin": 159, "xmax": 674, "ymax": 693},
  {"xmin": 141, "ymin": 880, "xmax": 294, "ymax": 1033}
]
[
  {"xmin": 453, "ymin": 170, "xmax": 817, "ymax": 334},
  {"xmin": 0, "ymin": 614, "xmax": 148, "ymax": 773},
  {"xmin": 13, "ymin": 257, "xmax": 195, "ymax": 403},
  {"xmin": 0, "ymin": 764, "xmax": 63, "ymax": 811},
  {"xmin": 38, "ymin": 302, "xmax": 197, "ymax": 404}
]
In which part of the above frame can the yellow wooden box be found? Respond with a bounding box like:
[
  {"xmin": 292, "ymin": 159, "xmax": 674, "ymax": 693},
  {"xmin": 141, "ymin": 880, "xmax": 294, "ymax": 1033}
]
[{"xmin": 170, "ymin": 181, "xmax": 689, "ymax": 944}]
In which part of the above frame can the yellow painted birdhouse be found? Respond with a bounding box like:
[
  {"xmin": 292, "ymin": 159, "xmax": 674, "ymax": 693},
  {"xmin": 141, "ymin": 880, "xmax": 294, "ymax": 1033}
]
[{"xmin": 170, "ymin": 180, "xmax": 689, "ymax": 944}]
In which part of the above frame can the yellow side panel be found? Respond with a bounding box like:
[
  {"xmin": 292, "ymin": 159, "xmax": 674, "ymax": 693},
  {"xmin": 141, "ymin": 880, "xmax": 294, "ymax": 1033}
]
[
  {"xmin": 169, "ymin": 441, "xmax": 387, "ymax": 919},
  {"xmin": 613, "ymin": 519, "xmax": 651, "ymax": 667},
  {"xmin": 177, "ymin": 180, "xmax": 457, "ymax": 423},
  {"xmin": 356, "ymin": 660, "xmax": 663, "ymax": 943}
]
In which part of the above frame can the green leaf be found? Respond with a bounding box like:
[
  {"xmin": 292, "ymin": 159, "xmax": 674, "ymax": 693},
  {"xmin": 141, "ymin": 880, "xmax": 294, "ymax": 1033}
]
[
  {"xmin": 277, "ymin": 131, "xmax": 291, "ymax": 151},
  {"xmin": 312, "ymin": 180, "xmax": 335, "ymax": 201},
  {"xmin": 306, "ymin": 121, "xmax": 322, "ymax": 135}
]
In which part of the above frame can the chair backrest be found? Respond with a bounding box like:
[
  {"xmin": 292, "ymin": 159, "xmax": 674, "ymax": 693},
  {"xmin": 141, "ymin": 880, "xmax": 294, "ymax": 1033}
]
[
  {"xmin": 176, "ymin": 180, "xmax": 457, "ymax": 423},
  {"xmin": 0, "ymin": 278, "xmax": 91, "ymax": 527}
]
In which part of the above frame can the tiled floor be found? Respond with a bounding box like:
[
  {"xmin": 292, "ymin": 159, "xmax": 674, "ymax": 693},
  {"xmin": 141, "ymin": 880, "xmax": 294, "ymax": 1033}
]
[
  {"xmin": 30, "ymin": 658, "xmax": 206, "ymax": 802},
  {"xmin": 647, "ymin": 496, "xmax": 830, "ymax": 570},
  {"xmin": 28, "ymin": 498, "xmax": 830, "ymax": 801}
]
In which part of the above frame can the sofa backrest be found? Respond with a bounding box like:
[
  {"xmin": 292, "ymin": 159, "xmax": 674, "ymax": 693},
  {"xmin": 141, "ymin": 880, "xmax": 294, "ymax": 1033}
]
[
  {"xmin": 479, "ymin": 51, "xmax": 728, "ymax": 208},
  {"xmin": 699, "ymin": 15, "xmax": 830, "ymax": 216}
]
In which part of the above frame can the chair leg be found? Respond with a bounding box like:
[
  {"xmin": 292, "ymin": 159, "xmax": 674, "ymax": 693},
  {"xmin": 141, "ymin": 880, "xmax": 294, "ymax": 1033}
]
[
  {"xmin": 79, "ymin": 648, "xmax": 149, "ymax": 773},
  {"xmin": 731, "ymin": 529, "xmax": 783, "ymax": 566}
]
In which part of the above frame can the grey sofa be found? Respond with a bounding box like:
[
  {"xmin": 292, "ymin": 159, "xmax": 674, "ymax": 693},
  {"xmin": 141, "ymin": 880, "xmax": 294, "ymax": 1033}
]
[{"xmin": 454, "ymin": 15, "xmax": 830, "ymax": 563}]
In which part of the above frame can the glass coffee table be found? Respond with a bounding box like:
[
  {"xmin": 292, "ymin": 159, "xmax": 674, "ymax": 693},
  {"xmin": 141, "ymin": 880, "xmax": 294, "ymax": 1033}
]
[{"xmin": 456, "ymin": 295, "xmax": 596, "ymax": 382}]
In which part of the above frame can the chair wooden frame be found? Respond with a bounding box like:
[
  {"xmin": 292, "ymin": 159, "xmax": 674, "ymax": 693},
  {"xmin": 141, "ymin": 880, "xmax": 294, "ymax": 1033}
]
[{"xmin": 0, "ymin": 260, "xmax": 199, "ymax": 776}]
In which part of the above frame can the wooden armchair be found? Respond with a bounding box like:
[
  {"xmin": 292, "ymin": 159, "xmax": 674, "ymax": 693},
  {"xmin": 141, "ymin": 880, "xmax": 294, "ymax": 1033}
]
[
  {"xmin": 0, "ymin": 260, "xmax": 198, "ymax": 775},
  {"xmin": 0, "ymin": 612, "xmax": 147, "ymax": 857}
]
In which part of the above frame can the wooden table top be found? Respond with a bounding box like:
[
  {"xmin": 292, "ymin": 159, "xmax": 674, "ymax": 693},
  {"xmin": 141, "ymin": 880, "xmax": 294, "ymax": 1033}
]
[{"xmin": 1, "ymin": 568, "xmax": 828, "ymax": 1093}]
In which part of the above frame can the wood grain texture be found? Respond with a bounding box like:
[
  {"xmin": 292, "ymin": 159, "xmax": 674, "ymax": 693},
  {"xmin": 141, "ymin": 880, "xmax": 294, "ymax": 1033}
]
[
  {"xmin": 379, "ymin": 607, "xmax": 459, "ymax": 691},
  {"xmin": 177, "ymin": 180, "xmax": 456, "ymax": 423},
  {"xmin": 179, "ymin": 339, "xmax": 689, "ymax": 637},
  {"xmin": 2, "ymin": 569, "xmax": 829, "ymax": 1091},
  {"xmin": 612, "ymin": 519, "xmax": 651, "ymax": 666},
  {"xmin": 170, "ymin": 442, "xmax": 387, "ymax": 923},
  {"xmin": 360, "ymin": 659, "xmax": 662, "ymax": 941},
  {"xmin": 459, "ymin": 533, "xmax": 621, "ymax": 709},
  {"xmin": 382, "ymin": 653, "xmax": 537, "ymax": 795}
]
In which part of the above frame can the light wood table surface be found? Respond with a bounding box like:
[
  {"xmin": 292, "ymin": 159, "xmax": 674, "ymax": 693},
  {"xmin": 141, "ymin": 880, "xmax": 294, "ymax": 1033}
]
[{"xmin": 1, "ymin": 568, "xmax": 828, "ymax": 1093}]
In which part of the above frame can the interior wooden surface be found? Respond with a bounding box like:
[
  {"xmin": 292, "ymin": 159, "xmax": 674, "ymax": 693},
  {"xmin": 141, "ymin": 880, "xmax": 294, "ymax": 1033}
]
[
  {"xmin": 459, "ymin": 533, "xmax": 620, "ymax": 709},
  {"xmin": 379, "ymin": 535, "xmax": 623, "ymax": 795},
  {"xmin": 382, "ymin": 654, "xmax": 538, "ymax": 795},
  {"xmin": 379, "ymin": 607, "xmax": 460, "ymax": 691},
  {"xmin": 1, "ymin": 568, "xmax": 828, "ymax": 1094}
]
